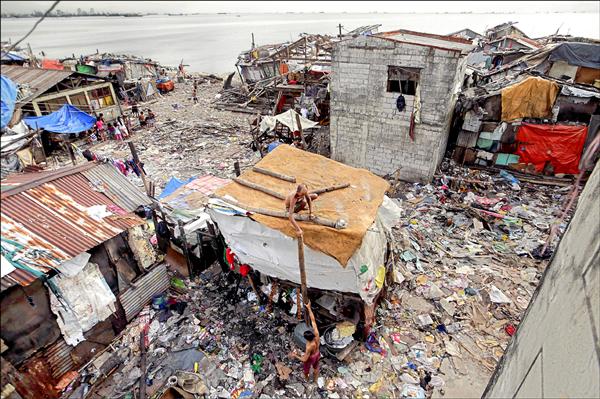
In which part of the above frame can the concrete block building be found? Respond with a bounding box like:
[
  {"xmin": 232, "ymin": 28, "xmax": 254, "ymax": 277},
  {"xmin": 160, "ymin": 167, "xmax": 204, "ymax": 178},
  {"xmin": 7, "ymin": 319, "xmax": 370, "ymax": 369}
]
[{"xmin": 330, "ymin": 30, "xmax": 473, "ymax": 182}]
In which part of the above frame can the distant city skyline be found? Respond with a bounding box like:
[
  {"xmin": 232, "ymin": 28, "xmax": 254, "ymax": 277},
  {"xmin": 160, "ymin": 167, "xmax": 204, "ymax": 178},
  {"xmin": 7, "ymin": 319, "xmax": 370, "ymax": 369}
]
[{"xmin": 1, "ymin": 0, "xmax": 598, "ymax": 15}]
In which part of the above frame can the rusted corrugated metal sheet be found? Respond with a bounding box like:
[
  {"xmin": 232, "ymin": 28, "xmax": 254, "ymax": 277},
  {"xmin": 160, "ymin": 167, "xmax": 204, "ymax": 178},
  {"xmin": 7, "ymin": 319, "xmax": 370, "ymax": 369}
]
[
  {"xmin": 0, "ymin": 65, "xmax": 74, "ymax": 104},
  {"xmin": 82, "ymin": 163, "xmax": 152, "ymax": 212},
  {"xmin": 1, "ymin": 163, "xmax": 148, "ymax": 289},
  {"xmin": 44, "ymin": 338, "xmax": 75, "ymax": 380},
  {"xmin": 119, "ymin": 263, "xmax": 169, "ymax": 321}
]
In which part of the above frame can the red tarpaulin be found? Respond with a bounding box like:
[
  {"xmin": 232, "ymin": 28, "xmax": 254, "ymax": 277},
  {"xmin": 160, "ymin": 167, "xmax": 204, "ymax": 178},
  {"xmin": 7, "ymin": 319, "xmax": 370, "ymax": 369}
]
[
  {"xmin": 515, "ymin": 123, "xmax": 587, "ymax": 174},
  {"xmin": 41, "ymin": 59, "xmax": 64, "ymax": 70}
]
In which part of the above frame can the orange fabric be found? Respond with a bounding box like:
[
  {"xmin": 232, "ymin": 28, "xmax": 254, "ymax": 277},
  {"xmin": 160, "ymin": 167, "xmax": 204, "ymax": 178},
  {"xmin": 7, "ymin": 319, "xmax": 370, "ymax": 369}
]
[
  {"xmin": 515, "ymin": 123, "xmax": 587, "ymax": 174},
  {"xmin": 501, "ymin": 77, "xmax": 559, "ymax": 121},
  {"xmin": 215, "ymin": 145, "xmax": 390, "ymax": 266},
  {"xmin": 41, "ymin": 59, "xmax": 64, "ymax": 70},
  {"xmin": 279, "ymin": 63, "xmax": 289, "ymax": 75}
]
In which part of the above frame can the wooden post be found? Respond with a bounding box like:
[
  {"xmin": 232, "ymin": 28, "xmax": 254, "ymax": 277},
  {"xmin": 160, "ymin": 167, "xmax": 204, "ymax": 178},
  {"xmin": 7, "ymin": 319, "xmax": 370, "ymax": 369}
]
[
  {"xmin": 196, "ymin": 230, "xmax": 203, "ymax": 267},
  {"xmin": 294, "ymin": 112, "xmax": 307, "ymax": 148},
  {"xmin": 234, "ymin": 161, "xmax": 241, "ymax": 177},
  {"xmin": 206, "ymin": 221, "xmax": 218, "ymax": 253},
  {"xmin": 267, "ymin": 280, "xmax": 278, "ymax": 313},
  {"xmin": 297, "ymin": 235, "xmax": 308, "ymax": 308},
  {"xmin": 65, "ymin": 139, "xmax": 76, "ymax": 166},
  {"xmin": 127, "ymin": 141, "xmax": 150, "ymax": 195},
  {"xmin": 296, "ymin": 287, "xmax": 302, "ymax": 320},
  {"xmin": 247, "ymin": 274, "xmax": 262, "ymax": 305},
  {"xmin": 177, "ymin": 220, "xmax": 193, "ymax": 278},
  {"xmin": 139, "ymin": 329, "xmax": 147, "ymax": 399}
]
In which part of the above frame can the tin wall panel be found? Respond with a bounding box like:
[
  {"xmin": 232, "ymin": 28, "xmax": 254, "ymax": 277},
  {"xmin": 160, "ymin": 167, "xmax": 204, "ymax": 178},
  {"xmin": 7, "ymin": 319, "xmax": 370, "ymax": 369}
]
[{"xmin": 119, "ymin": 263, "xmax": 169, "ymax": 321}]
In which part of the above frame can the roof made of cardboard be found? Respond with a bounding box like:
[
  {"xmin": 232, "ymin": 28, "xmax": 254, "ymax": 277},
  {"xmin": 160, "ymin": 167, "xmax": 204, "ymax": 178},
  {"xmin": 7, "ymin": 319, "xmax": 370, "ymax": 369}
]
[{"xmin": 214, "ymin": 145, "xmax": 390, "ymax": 266}]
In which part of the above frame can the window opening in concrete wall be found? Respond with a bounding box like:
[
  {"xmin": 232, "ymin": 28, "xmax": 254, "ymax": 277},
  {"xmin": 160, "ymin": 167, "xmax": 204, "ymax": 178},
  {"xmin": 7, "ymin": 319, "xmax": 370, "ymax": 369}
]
[{"xmin": 387, "ymin": 66, "xmax": 420, "ymax": 95}]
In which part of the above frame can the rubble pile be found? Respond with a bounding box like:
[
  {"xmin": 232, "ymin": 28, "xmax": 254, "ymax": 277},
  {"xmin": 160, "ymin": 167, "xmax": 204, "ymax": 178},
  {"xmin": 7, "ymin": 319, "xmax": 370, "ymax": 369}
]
[
  {"xmin": 60, "ymin": 159, "xmax": 575, "ymax": 399},
  {"xmin": 368, "ymin": 160, "xmax": 573, "ymax": 396},
  {"xmin": 91, "ymin": 80, "xmax": 260, "ymax": 191}
]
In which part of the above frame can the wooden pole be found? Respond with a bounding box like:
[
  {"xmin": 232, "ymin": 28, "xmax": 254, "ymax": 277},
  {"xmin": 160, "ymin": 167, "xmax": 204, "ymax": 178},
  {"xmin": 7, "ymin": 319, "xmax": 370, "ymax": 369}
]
[
  {"xmin": 177, "ymin": 220, "xmax": 193, "ymax": 278},
  {"xmin": 213, "ymin": 195, "xmax": 345, "ymax": 229},
  {"xmin": 196, "ymin": 230, "xmax": 203, "ymax": 265},
  {"xmin": 65, "ymin": 139, "xmax": 76, "ymax": 166},
  {"xmin": 139, "ymin": 329, "xmax": 147, "ymax": 399},
  {"xmin": 294, "ymin": 112, "xmax": 307, "ymax": 148},
  {"xmin": 311, "ymin": 183, "xmax": 350, "ymax": 195},
  {"xmin": 247, "ymin": 274, "xmax": 262, "ymax": 305},
  {"xmin": 297, "ymin": 235, "xmax": 308, "ymax": 304},
  {"xmin": 127, "ymin": 141, "xmax": 150, "ymax": 195},
  {"xmin": 233, "ymin": 177, "xmax": 286, "ymax": 199},
  {"xmin": 252, "ymin": 166, "xmax": 296, "ymax": 182},
  {"xmin": 267, "ymin": 280, "xmax": 278, "ymax": 313},
  {"xmin": 296, "ymin": 286, "xmax": 302, "ymax": 320}
]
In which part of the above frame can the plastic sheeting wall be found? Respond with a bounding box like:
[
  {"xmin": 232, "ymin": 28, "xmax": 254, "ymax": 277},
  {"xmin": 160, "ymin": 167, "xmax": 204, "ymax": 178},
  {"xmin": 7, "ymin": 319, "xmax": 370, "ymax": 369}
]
[{"xmin": 209, "ymin": 196, "xmax": 401, "ymax": 304}]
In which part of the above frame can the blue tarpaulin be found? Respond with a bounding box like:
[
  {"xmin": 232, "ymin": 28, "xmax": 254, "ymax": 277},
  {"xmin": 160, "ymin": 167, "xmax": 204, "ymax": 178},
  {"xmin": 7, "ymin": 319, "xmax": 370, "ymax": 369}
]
[
  {"xmin": 1, "ymin": 75, "xmax": 17, "ymax": 129},
  {"xmin": 158, "ymin": 176, "xmax": 196, "ymax": 199},
  {"xmin": 24, "ymin": 104, "xmax": 96, "ymax": 133}
]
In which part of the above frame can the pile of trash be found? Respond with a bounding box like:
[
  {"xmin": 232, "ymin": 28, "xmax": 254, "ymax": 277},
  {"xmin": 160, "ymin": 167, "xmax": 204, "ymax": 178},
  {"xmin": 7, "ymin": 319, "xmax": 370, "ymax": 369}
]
[
  {"xmin": 90, "ymin": 80, "xmax": 260, "ymax": 193},
  {"xmin": 367, "ymin": 159, "xmax": 573, "ymax": 396}
]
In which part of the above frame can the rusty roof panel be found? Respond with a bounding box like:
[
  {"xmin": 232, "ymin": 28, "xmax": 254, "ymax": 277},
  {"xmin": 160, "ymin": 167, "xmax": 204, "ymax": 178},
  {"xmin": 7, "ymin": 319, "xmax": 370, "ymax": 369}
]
[
  {"xmin": 0, "ymin": 65, "xmax": 74, "ymax": 104},
  {"xmin": 82, "ymin": 163, "xmax": 152, "ymax": 212},
  {"xmin": 1, "ymin": 164, "xmax": 147, "ymax": 289}
]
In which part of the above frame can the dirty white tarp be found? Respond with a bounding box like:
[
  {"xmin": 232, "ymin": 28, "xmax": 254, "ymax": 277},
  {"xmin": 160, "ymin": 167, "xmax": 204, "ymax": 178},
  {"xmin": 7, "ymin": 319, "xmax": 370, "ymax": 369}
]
[
  {"xmin": 208, "ymin": 196, "xmax": 401, "ymax": 304},
  {"xmin": 49, "ymin": 262, "xmax": 116, "ymax": 346},
  {"xmin": 260, "ymin": 109, "xmax": 319, "ymax": 133}
]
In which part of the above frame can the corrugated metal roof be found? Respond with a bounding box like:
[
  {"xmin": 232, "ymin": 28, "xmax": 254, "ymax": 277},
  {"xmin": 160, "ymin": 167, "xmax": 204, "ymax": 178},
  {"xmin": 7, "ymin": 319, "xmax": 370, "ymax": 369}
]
[
  {"xmin": 44, "ymin": 338, "xmax": 75, "ymax": 379},
  {"xmin": 375, "ymin": 29, "xmax": 474, "ymax": 53},
  {"xmin": 1, "ymin": 162, "xmax": 151, "ymax": 290},
  {"xmin": 119, "ymin": 263, "xmax": 169, "ymax": 321},
  {"xmin": 82, "ymin": 163, "xmax": 152, "ymax": 212},
  {"xmin": 0, "ymin": 65, "xmax": 74, "ymax": 104}
]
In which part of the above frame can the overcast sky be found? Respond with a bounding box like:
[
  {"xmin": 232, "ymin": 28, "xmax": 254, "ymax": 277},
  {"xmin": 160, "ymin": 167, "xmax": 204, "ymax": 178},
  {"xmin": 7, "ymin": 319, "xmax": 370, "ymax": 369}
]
[{"xmin": 1, "ymin": 1, "xmax": 598, "ymax": 14}]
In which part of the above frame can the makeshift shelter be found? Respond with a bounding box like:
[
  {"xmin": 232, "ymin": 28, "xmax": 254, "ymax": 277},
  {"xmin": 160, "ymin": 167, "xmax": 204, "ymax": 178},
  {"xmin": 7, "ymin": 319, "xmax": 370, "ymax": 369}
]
[
  {"xmin": 208, "ymin": 145, "xmax": 402, "ymax": 306},
  {"xmin": 23, "ymin": 104, "xmax": 96, "ymax": 133},
  {"xmin": 259, "ymin": 109, "xmax": 318, "ymax": 133}
]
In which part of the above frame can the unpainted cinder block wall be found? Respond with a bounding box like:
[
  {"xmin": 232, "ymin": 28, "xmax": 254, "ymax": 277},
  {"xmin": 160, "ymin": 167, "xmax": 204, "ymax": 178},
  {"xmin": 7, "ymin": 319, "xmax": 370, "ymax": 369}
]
[{"xmin": 330, "ymin": 35, "xmax": 466, "ymax": 182}]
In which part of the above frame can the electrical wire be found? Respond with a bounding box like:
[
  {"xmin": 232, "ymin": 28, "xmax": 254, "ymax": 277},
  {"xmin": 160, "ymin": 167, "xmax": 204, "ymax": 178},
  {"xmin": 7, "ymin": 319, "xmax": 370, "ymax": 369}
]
[{"xmin": 5, "ymin": 0, "xmax": 61, "ymax": 54}]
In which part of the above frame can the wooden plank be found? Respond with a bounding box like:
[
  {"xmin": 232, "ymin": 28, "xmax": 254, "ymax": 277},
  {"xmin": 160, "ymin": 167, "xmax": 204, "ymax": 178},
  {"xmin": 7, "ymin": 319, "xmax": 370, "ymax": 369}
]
[{"xmin": 252, "ymin": 166, "xmax": 296, "ymax": 182}]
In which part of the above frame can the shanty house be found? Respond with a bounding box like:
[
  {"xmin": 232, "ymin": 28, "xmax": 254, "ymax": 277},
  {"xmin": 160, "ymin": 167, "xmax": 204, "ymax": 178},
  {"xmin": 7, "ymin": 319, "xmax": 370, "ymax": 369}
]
[
  {"xmin": 329, "ymin": 29, "xmax": 473, "ymax": 182},
  {"xmin": 208, "ymin": 145, "xmax": 401, "ymax": 327},
  {"xmin": 1, "ymin": 65, "xmax": 121, "ymax": 121},
  {"xmin": 0, "ymin": 162, "xmax": 168, "ymax": 399}
]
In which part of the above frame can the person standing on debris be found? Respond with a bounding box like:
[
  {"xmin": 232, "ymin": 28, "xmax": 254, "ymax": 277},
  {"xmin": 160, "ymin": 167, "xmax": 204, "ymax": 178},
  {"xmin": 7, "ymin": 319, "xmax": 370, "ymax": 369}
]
[
  {"xmin": 147, "ymin": 109, "xmax": 156, "ymax": 126},
  {"xmin": 95, "ymin": 115, "xmax": 106, "ymax": 141},
  {"xmin": 131, "ymin": 101, "xmax": 140, "ymax": 117},
  {"xmin": 139, "ymin": 111, "xmax": 147, "ymax": 128},
  {"xmin": 285, "ymin": 184, "xmax": 318, "ymax": 236},
  {"xmin": 192, "ymin": 86, "xmax": 198, "ymax": 104},
  {"xmin": 291, "ymin": 301, "xmax": 320, "ymax": 383},
  {"xmin": 107, "ymin": 122, "xmax": 117, "ymax": 140},
  {"xmin": 116, "ymin": 116, "xmax": 129, "ymax": 138}
]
